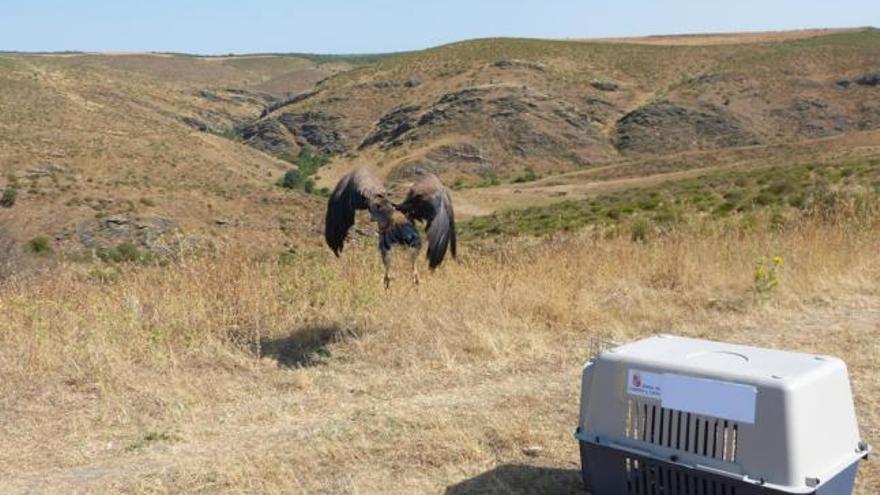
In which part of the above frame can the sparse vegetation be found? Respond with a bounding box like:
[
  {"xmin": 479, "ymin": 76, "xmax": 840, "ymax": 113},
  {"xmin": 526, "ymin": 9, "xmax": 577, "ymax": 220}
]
[
  {"xmin": 25, "ymin": 235, "xmax": 52, "ymax": 256},
  {"xmin": 753, "ymin": 255, "xmax": 783, "ymax": 297},
  {"xmin": 279, "ymin": 147, "xmax": 330, "ymax": 194},
  {"xmin": 125, "ymin": 430, "xmax": 176, "ymax": 452},
  {"xmin": 462, "ymin": 160, "xmax": 880, "ymax": 238},
  {"xmin": 511, "ymin": 166, "xmax": 540, "ymax": 184},
  {"xmin": 279, "ymin": 168, "xmax": 305, "ymax": 189},
  {"xmin": 96, "ymin": 242, "xmax": 152, "ymax": 263},
  {"xmin": 0, "ymin": 185, "xmax": 16, "ymax": 208}
]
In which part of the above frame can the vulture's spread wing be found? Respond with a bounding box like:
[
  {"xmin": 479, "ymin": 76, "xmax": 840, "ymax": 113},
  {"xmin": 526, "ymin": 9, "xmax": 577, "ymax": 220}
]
[
  {"xmin": 397, "ymin": 174, "xmax": 456, "ymax": 269},
  {"xmin": 325, "ymin": 168, "xmax": 385, "ymax": 256}
]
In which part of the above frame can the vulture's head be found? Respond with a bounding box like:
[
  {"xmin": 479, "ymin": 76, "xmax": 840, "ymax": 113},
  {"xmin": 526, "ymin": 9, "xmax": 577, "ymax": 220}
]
[{"xmin": 367, "ymin": 193, "xmax": 396, "ymax": 222}]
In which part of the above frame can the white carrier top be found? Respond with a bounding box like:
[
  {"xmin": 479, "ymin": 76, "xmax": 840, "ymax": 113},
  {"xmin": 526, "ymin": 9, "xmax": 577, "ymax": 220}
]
[
  {"xmin": 612, "ymin": 334, "xmax": 844, "ymax": 386},
  {"xmin": 578, "ymin": 335, "xmax": 869, "ymax": 493}
]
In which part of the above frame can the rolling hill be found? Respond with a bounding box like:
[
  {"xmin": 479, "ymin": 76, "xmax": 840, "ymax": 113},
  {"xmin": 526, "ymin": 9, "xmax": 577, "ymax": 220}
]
[
  {"xmin": 1, "ymin": 29, "xmax": 879, "ymax": 495},
  {"xmin": 245, "ymin": 28, "xmax": 880, "ymax": 187},
  {"xmin": 0, "ymin": 52, "xmax": 369, "ymax": 267},
  {"xmin": 2, "ymin": 29, "xmax": 880, "ymax": 264}
]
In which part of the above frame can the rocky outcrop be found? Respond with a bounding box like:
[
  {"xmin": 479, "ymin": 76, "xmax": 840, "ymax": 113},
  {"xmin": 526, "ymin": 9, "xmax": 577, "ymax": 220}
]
[
  {"xmin": 389, "ymin": 144, "xmax": 494, "ymax": 181},
  {"xmin": 362, "ymin": 85, "xmax": 597, "ymax": 148},
  {"xmin": 359, "ymin": 84, "xmax": 610, "ymax": 171},
  {"xmin": 195, "ymin": 88, "xmax": 273, "ymax": 106},
  {"xmin": 237, "ymin": 118, "xmax": 296, "ymax": 155},
  {"xmin": 835, "ymin": 71, "xmax": 880, "ymax": 88},
  {"xmin": 179, "ymin": 115, "xmax": 226, "ymax": 133},
  {"xmin": 359, "ymin": 86, "xmax": 493, "ymax": 149},
  {"xmin": 689, "ymin": 73, "xmax": 747, "ymax": 85},
  {"xmin": 494, "ymin": 59, "xmax": 546, "ymax": 71},
  {"xmin": 359, "ymin": 105, "xmax": 421, "ymax": 149},
  {"xmin": 615, "ymin": 102, "xmax": 761, "ymax": 153},
  {"xmin": 236, "ymin": 111, "xmax": 347, "ymax": 156},
  {"xmin": 259, "ymin": 89, "xmax": 320, "ymax": 119},
  {"xmin": 582, "ymin": 97, "xmax": 621, "ymax": 124},
  {"xmin": 856, "ymin": 72, "xmax": 880, "ymax": 86},
  {"xmin": 590, "ymin": 80, "xmax": 620, "ymax": 92},
  {"xmin": 71, "ymin": 214, "xmax": 180, "ymax": 254},
  {"xmin": 276, "ymin": 112, "xmax": 347, "ymax": 155},
  {"xmin": 356, "ymin": 79, "xmax": 421, "ymax": 89},
  {"xmin": 771, "ymin": 98, "xmax": 854, "ymax": 138},
  {"xmin": 858, "ymin": 102, "xmax": 880, "ymax": 130}
]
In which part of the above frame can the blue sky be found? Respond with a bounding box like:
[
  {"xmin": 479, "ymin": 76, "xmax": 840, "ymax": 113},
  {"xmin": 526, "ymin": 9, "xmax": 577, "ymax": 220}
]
[{"xmin": 1, "ymin": 1, "xmax": 878, "ymax": 54}]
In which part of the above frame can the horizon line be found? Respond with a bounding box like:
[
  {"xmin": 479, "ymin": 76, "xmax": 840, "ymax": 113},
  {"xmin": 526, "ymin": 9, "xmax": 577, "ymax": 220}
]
[{"xmin": 0, "ymin": 25, "xmax": 874, "ymax": 58}]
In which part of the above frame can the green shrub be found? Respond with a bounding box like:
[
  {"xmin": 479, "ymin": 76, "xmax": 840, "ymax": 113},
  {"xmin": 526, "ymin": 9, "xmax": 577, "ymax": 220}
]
[
  {"xmin": 278, "ymin": 148, "xmax": 329, "ymax": 194},
  {"xmin": 96, "ymin": 243, "xmax": 149, "ymax": 263},
  {"xmin": 280, "ymin": 169, "xmax": 304, "ymax": 189},
  {"xmin": 1, "ymin": 185, "xmax": 16, "ymax": 208},
  {"xmin": 770, "ymin": 210, "xmax": 787, "ymax": 231},
  {"xmin": 753, "ymin": 192, "xmax": 777, "ymax": 206},
  {"xmin": 512, "ymin": 167, "xmax": 539, "ymax": 183},
  {"xmin": 115, "ymin": 243, "xmax": 142, "ymax": 262},
  {"xmin": 753, "ymin": 255, "xmax": 782, "ymax": 297},
  {"xmin": 26, "ymin": 236, "xmax": 52, "ymax": 256},
  {"xmin": 715, "ymin": 201, "xmax": 737, "ymax": 216},
  {"xmin": 459, "ymin": 159, "xmax": 880, "ymax": 239},
  {"xmin": 630, "ymin": 218, "xmax": 649, "ymax": 242}
]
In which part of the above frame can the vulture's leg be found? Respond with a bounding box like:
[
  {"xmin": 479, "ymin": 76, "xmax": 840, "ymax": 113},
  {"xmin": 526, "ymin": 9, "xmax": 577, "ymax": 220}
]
[
  {"xmin": 382, "ymin": 249, "xmax": 392, "ymax": 290},
  {"xmin": 409, "ymin": 247, "xmax": 420, "ymax": 286}
]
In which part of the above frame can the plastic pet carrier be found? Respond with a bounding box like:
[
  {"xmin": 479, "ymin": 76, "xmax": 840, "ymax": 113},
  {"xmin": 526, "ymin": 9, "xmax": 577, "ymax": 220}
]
[{"xmin": 575, "ymin": 335, "xmax": 871, "ymax": 495}]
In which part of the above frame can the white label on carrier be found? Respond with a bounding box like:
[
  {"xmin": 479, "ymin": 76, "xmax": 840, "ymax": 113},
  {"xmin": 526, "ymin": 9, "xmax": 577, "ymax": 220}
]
[
  {"xmin": 627, "ymin": 369, "xmax": 663, "ymax": 399},
  {"xmin": 662, "ymin": 373, "xmax": 757, "ymax": 424},
  {"xmin": 627, "ymin": 370, "xmax": 757, "ymax": 424}
]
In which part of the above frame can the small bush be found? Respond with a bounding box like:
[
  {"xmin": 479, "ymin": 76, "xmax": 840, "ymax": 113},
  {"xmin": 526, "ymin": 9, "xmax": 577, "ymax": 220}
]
[
  {"xmin": 753, "ymin": 192, "xmax": 777, "ymax": 206},
  {"xmin": 26, "ymin": 236, "xmax": 52, "ymax": 256},
  {"xmin": 476, "ymin": 174, "xmax": 500, "ymax": 187},
  {"xmin": 115, "ymin": 243, "xmax": 142, "ymax": 262},
  {"xmin": 753, "ymin": 255, "xmax": 782, "ymax": 296},
  {"xmin": 278, "ymin": 148, "xmax": 329, "ymax": 194},
  {"xmin": 1, "ymin": 185, "xmax": 16, "ymax": 208},
  {"xmin": 280, "ymin": 169, "xmax": 304, "ymax": 189},
  {"xmin": 770, "ymin": 210, "xmax": 787, "ymax": 231},
  {"xmin": 126, "ymin": 430, "xmax": 175, "ymax": 452},
  {"xmin": 512, "ymin": 167, "xmax": 539, "ymax": 183},
  {"xmin": 630, "ymin": 218, "xmax": 649, "ymax": 242},
  {"xmin": 303, "ymin": 178, "xmax": 316, "ymax": 194},
  {"xmin": 96, "ymin": 243, "xmax": 149, "ymax": 263}
]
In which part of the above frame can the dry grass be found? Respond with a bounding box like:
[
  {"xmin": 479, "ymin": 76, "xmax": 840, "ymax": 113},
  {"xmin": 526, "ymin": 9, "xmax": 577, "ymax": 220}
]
[
  {"xmin": 0, "ymin": 213, "xmax": 878, "ymax": 494},
  {"xmin": 588, "ymin": 28, "xmax": 869, "ymax": 46}
]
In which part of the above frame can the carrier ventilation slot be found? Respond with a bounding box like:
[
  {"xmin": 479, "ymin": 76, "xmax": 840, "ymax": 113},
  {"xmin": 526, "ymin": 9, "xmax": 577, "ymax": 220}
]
[
  {"xmin": 625, "ymin": 457, "xmax": 738, "ymax": 495},
  {"xmin": 625, "ymin": 399, "xmax": 739, "ymax": 463}
]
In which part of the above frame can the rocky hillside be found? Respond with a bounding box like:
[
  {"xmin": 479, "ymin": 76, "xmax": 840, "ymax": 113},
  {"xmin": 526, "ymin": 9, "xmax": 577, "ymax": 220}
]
[
  {"xmin": 2, "ymin": 30, "xmax": 880, "ymax": 264},
  {"xmin": 230, "ymin": 29, "xmax": 880, "ymax": 186},
  {"xmin": 0, "ymin": 53, "xmax": 366, "ymax": 264}
]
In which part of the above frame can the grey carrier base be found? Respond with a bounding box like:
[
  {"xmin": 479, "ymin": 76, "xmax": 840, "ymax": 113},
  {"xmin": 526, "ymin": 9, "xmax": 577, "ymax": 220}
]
[{"xmin": 576, "ymin": 430, "xmax": 865, "ymax": 495}]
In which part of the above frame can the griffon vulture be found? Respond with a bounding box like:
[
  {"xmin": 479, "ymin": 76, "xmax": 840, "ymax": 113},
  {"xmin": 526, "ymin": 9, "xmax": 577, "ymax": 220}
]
[{"xmin": 325, "ymin": 169, "xmax": 456, "ymax": 288}]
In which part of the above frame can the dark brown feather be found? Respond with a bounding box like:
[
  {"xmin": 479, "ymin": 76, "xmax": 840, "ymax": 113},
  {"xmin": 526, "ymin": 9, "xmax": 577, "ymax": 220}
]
[
  {"xmin": 324, "ymin": 168, "xmax": 386, "ymax": 256},
  {"xmin": 397, "ymin": 174, "xmax": 457, "ymax": 269}
]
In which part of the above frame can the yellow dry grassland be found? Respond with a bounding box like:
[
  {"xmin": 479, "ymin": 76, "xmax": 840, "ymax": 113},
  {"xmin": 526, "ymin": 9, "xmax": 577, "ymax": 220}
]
[{"xmin": 1, "ymin": 213, "xmax": 877, "ymax": 494}]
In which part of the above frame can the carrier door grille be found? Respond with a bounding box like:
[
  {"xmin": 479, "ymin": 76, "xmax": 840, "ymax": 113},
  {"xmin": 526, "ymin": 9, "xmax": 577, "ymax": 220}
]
[
  {"xmin": 625, "ymin": 399, "xmax": 739, "ymax": 463},
  {"xmin": 625, "ymin": 457, "xmax": 738, "ymax": 495}
]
